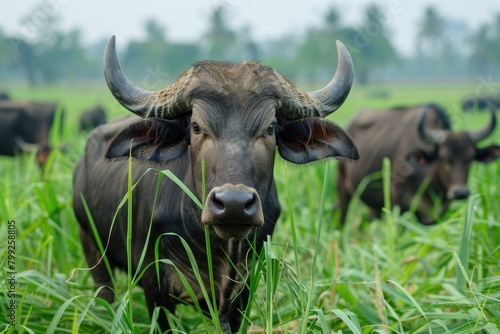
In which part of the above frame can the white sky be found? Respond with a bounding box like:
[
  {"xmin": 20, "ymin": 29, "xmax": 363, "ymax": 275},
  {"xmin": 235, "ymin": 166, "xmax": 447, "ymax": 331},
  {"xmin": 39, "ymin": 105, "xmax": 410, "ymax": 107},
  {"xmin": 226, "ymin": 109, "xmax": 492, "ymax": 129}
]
[{"xmin": 2, "ymin": 0, "xmax": 499, "ymax": 56}]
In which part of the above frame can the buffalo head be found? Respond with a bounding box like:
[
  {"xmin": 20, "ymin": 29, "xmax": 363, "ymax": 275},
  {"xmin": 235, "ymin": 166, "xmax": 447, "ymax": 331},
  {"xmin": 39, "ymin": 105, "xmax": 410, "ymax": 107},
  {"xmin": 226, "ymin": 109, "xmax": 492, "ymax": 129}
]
[
  {"xmin": 416, "ymin": 105, "xmax": 500, "ymax": 212},
  {"xmin": 102, "ymin": 36, "xmax": 359, "ymax": 239}
]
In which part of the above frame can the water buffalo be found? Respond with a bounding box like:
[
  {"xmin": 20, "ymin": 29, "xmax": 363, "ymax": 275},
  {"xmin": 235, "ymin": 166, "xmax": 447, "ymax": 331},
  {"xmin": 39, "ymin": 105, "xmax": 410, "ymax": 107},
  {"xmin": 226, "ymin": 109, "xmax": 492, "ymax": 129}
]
[
  {"xmin": 336, "ymin": 103, "xmax": 500, "ymax": 225},
  {"xmin": 0, "ymin": 100, "xmax": 61, "ymax": 166},
  {"xmin": 72, "ymin": 36, "xmax": 359, "ymax": 332},
  {"xmin": 461, "ymin": 96, "xmax": 500, "ymax": 111},
  {"xmin": 79, "ymin": 104, "xmax": 107, "ymax": 131}
]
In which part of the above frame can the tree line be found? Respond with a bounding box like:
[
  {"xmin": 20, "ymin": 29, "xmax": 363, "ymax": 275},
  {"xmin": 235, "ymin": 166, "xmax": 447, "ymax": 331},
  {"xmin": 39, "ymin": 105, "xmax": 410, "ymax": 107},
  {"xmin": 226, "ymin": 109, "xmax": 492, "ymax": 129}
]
[{"xmin": 1, "ymin": 3, "xmax": 500, "ymax": 86}]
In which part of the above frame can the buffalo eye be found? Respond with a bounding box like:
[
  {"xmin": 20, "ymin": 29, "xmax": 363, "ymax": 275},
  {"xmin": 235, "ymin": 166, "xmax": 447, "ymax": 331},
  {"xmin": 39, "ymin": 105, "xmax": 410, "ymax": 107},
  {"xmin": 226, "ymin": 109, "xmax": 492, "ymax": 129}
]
[
  {"xmin": 191, "ymin": 122, "xmax": 201, "ymax": 134},
  {"xmin": 408, "ymin": 150, "xmax": 430, "ymax": 166},
  {"xmin": 265, "ymin": 122, "xmax": 277, "ymax": 136}
]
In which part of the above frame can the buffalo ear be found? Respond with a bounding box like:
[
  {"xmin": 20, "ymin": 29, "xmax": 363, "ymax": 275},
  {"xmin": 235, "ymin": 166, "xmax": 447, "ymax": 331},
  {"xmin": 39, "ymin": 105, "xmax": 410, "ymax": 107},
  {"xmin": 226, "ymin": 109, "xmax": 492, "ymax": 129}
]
[
  {"xmin": 475, "ymin": 145, "xmax": 500, "ymax": 163},
  {"xmin": 106, "ymin": 118, "xmax": 188, "ymax": 164},
  {"xmin": 276, "ymin": 118, "xmax": 359, "ymax": 164}
]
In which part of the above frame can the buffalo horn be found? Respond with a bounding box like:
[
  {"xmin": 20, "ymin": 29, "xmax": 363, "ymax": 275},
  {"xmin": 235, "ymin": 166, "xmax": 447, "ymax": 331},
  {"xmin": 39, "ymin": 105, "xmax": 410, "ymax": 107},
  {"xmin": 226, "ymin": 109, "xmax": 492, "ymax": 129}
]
[
  {"xmin": 310, "ymin": 41, "xmax": 354, "ymax": 116},
  {"xmin": 417, "ymin": 107, "xmax": 448, "ymax": 145},
  {"xmin": 15, "ymin": 136, "xmax": 39, "ymax": 152},
  {"xmin": 104, "ymin": 36, "xmax": 192, "ymax": 118},
  {"xmin": 277, "ymin": 40, "xmax": 354, "ymax": 119},
  {"xmin": 103, "ymin": 36, "xmax": 157, "ymax": 117},
  {"xmin": 468, "ymin": 104, "xmax": 497, "ymax": 143},
  {"xmin": 105, "ymin": 36, "xmax": 353, "ymax": 120}
]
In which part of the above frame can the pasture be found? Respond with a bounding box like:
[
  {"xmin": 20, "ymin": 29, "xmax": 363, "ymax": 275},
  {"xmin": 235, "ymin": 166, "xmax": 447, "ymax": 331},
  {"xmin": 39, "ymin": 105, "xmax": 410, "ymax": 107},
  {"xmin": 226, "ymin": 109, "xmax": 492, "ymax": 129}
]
[{"xmin": 1, "ymin": 80, "xmax": 499, "ymax": 333}]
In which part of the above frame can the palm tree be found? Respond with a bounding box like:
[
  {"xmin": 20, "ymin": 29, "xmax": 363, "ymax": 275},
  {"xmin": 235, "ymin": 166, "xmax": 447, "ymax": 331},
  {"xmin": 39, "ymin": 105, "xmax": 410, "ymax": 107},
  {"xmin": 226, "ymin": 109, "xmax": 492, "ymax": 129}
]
[
  {"xmin": 466, "ymin": 24, "xmax": 494, "ymax": 75},
  {"xmin": 353, "ymin": 3, "xmax": 399, "ymax": 84},
  {"xmin": 144, "ymin": 18, "xmax": 166, "ymax": 42},
  {"xmin": 416, "ymin": 6, "xmax": 445, "ymax": 58},
  {"xmin": 324, "ymin": 7, "xmax": 342, "ymax": 34},
  {"xmin": 364, "ymin": 3, "xmax": 389, "ymax": 36},
  {"xmin": 202, "ymin": 6, "xmax": 236, "ymax": 60}
]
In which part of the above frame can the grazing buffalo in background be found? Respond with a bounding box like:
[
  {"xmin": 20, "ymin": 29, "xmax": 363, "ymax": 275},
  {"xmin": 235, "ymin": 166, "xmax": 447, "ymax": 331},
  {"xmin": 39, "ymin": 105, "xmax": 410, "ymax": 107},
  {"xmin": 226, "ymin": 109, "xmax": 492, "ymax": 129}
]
[
  {"xmin": 79, "ymin": 104, "xmax": 107, "ymax": 131},
  {"xmin": 73, "ymin": 36, "xmax": 359, "ymax": 333},
  {"xmin": 336, "ymin": 103, "xmax": 500, "ymax": 225},
  {"xmin": 461, "ymin": 95, "xmax": 500, "ymax": 111},
  {"xmin": 0, "ymin": 100, "xmax": 62, "ymax": 166},
  {"xmin": 0, "ymin": 91, "xmax": 10, "ymax": 100}
]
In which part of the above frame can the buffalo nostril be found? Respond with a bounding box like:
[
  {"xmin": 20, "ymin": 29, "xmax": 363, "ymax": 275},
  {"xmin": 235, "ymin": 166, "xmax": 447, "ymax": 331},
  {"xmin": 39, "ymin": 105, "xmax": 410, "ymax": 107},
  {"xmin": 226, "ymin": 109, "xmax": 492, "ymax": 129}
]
[
  {"xmin": 212, "ymin": 195, "xmax": 225, "ymax": 212},
  {"xmin": 244, "ymin": 195, "xmax": 257, "ymax": 213},
  {"xmin": 455, "ymin": 189, "xmax": 470, "ymax": 200}
]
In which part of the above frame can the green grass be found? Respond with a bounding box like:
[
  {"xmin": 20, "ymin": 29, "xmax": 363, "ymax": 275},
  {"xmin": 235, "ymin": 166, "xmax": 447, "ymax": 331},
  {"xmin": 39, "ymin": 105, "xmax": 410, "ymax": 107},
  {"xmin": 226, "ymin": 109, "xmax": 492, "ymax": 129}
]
[{"xmin": 1, "ymin": 81, "xmax": 500, "ymax": 333}]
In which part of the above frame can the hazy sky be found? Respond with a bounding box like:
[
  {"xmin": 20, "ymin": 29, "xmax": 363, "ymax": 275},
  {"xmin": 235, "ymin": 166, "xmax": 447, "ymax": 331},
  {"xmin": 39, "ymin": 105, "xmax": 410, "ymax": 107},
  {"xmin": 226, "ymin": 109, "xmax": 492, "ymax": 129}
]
[{"xmin": 2, "ymin": 0, "xmax": 499, "ymax": 55}]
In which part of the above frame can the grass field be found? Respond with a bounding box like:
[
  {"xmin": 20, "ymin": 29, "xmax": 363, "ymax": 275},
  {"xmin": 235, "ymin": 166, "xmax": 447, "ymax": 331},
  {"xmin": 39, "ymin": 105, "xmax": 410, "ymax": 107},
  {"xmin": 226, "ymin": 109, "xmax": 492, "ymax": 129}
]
[{"xmin": 1, "ymin": 80, "xmax": 499, "ymax": 333}]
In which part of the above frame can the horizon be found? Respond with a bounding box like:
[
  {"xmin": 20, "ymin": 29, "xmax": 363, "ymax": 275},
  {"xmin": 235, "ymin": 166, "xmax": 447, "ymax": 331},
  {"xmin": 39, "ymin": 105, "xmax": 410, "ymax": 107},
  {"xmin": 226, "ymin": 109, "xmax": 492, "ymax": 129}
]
[{"xmin": 2, "ymin": 0, "xmax": 500, "ymax": 57}]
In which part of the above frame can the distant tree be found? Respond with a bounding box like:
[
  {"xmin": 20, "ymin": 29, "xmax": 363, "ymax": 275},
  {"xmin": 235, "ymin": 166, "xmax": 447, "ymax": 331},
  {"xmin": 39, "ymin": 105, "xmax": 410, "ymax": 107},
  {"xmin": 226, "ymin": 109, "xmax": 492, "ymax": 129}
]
[
  {"xmin": 7, "ymin": 4, "xmax": 98, "ymax": 84},
  {"xmin": 293, "ymin": 6, "xmax": 344, "ymax": 82},
  {"xmin": 5, "ymin": 37, "xmax": 37, "ymax": 85},
  {"xmin": 259, "ymin": 35, "xmax": 300, "ymax": 79},
  {"xmin": 37, "ymin": 28, "xmax": 97, "ymax": 82},
  {"xmin": 236, "ymin": 25, "xmax": 260, "ymax": 61},
  {"xmin": 364, "ymin": 3, "xmax": 390, "ymax": 36},
  {"xmin": 123, "ymin": 18, "xmax": 200, "ymax": 85},
  {"xmin": 353, "ymin": 3, "xmax": 399, "ymax": 84},
  {"xmin": 144, "ymin": 18, "xmax": 167, "ymax": 42},
  {"xmin": 202, "ymin": 6, "xmax": 237, "ymax": 60},
  {"xmin": 466, "ymin": 24, "xmax": 494, "ymax": 75},
  {"xmin": 463, "ymin": 12, "xmax": 500, "ymax": 76},
  {"xmin": 294, "ymin": 27, "xmax": 335, "ymax": 82},
  {"xmin": 416, "ymin": 6, "xmax": 446, "ymax": 57},
  {"xmin": 294, "ymin": 3, "xmax": 399, "ymax": 84},
  {"xmin": 324, "ymin": 7, "xmax": 342, "ymax": 33},
  {"xmin": 490, "ymin": 13, "xmax": 500, "ymax": 66},
  {"xmin": 0, "ymin": 29, "xmax": 11, "ymax": 68}
]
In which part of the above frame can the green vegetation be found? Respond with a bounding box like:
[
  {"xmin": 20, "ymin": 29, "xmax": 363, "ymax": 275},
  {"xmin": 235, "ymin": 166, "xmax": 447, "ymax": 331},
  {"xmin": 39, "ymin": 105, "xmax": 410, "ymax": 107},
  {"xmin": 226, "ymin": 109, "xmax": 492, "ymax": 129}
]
[{"xmin": 1, "ymin": 82, "xmax": 499, "ymax": 333}]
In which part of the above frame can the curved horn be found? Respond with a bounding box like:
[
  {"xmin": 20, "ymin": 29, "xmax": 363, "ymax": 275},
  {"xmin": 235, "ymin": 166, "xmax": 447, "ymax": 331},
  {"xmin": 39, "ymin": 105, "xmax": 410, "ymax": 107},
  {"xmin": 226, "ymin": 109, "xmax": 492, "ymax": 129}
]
[
  {"xmin": 104, "ymin": 36, "xmax": 157, "ymax": 117},
  {"xmin": 417, "ymin": 106, "xmax": 448, "ymax": 145},
  {"xmin": 468, "ymin": 103, "xmax": 497, "ymax": 143},
  {"xmin": 15, "ymin": 136, "xmax": 39, "ymax": 153},
  {"xmin": 310, "ymin": 40, "xmax": 354, "ymax": 114},
  {"xmin": 277, "ymin": 40, "xmax": 354, "ymax": 119},
  {"xmin": 104, "ymin": 36, "xmax": 193, "ymax": 118}
]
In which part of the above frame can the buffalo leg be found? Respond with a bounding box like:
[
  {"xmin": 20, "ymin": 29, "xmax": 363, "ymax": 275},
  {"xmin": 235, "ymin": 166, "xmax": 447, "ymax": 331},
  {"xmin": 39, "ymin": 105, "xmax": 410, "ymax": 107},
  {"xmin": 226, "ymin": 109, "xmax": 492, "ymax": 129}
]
[
  {"xmin": 218, "ymin": 284, "xmax": 248, "ymax": 333},
  {"xmin": 142, "ymin": 265, "xmax": 175, "ymax": 332},
  {"xmin": 79, "ymin": 226, "xmax": 115, "ymax": 303},
  {"xmin": 336, "ymin": 164, "xmax": 351, "ymax": 225}
]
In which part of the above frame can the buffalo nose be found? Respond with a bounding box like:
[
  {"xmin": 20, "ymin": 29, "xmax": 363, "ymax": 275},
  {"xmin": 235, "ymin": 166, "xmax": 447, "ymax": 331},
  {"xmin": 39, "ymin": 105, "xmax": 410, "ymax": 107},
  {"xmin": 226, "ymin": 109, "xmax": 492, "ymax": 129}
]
[
  {"xmin": 454, "ymin": 188, "xmax": 470, "ymax": 200},
  {"xmin": 201, "ymin": 184, "xmax": 264, "ymax": 239},
  {"xmin": 208, "ymin": 188, "xmax": 258, "ymax": 218},
  {"xmin": 202, "ymin": 184, "xmax": 264, "ymax": 239}
]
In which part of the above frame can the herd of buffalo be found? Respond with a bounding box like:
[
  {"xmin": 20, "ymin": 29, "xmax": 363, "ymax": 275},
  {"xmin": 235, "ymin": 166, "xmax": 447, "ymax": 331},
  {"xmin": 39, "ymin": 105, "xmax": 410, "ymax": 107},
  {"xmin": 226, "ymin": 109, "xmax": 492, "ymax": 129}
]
[
  {"xmin": 3, "ymin": 36, "xmax": 500, "ymax": 332},
  {"xmin": 0, "ymin": 93, "xmax": 106, "ymax": 167}
]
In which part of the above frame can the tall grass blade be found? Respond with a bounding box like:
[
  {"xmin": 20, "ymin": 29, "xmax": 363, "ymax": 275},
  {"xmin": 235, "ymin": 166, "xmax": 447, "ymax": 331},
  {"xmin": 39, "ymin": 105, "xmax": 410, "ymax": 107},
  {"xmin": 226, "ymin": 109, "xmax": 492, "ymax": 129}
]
[
  {"xmin": 331, "ymin": 309, "xmax": 362, "ymax": 334},
  {"xmin": 456, "ymin": 195, "xmax": 478, "ymax": 293},
  {"xmin": 300, "ymin": 164, "xmax": 330, "ymax": 333},
  {"xmin": 382, "ymin": 157, "xmax": 395, "ymax": 269}
]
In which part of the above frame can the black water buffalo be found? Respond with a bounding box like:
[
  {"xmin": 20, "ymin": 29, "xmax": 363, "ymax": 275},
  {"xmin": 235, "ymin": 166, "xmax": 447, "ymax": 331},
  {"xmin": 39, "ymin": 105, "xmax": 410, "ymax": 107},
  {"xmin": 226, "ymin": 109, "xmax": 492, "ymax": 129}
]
[
  {"xmin": 336, "ymin": 103, "xmax": 500, "ymax": 225},
  {"xmin": 0, "ymin": 100, "xmax": 61, "ymax": 166},
  {"xmin": 79, "ymin": 104, "xmax": 107, "ymax": 131},
  {"xmin": 461, "ymin": 95, "xmax": 500, "ymax": 111},
  {"xmin": 72, "ymin": 36, "xmax": 359, "ymax": 332},
  {"xmin": 0, "ymin": 91, "xmax": 10, "ymax": 100}
]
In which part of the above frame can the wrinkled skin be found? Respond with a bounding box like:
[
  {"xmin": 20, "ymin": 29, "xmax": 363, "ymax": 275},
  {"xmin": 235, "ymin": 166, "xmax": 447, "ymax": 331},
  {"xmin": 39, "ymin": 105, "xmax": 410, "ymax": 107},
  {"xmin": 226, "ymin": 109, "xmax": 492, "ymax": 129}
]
[{"xmin": 336, "ymin": 104, "xmax": 500, "ymax": 225}]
